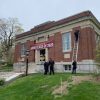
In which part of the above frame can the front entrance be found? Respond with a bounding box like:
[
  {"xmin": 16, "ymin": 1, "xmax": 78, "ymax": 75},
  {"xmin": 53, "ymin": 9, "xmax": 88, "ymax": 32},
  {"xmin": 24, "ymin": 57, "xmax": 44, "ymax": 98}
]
[
  {"xmin": 35, "ymin": 48, "xmax": 48, "ymax": 64},
  {"xmin": 40, "ymin": 49, "xmax": 45, "ymax": 62},
  {"xmin": 31, "ymin": 41, "xmax": 53, "ymax": 64}
]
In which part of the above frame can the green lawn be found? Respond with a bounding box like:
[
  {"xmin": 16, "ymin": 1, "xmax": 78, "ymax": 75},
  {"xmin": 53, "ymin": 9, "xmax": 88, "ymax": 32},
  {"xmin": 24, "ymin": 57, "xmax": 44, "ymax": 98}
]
[{"xmin": 0, "ymin": 73, "xmax": 100, "ymax": 100}]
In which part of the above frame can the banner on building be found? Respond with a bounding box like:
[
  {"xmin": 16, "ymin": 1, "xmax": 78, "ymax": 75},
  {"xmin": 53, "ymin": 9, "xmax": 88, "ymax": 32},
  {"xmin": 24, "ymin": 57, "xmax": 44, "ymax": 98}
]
[{"xmin": 31, "ymin": 42, "xmax": 53, "ymax": 50}]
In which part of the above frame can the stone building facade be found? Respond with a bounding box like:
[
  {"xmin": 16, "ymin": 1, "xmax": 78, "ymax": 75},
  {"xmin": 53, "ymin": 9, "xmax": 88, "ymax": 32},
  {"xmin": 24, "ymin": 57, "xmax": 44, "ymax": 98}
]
[{"xmin": 14, "ymin": 11, "xmax": 100, "ymax": 73}]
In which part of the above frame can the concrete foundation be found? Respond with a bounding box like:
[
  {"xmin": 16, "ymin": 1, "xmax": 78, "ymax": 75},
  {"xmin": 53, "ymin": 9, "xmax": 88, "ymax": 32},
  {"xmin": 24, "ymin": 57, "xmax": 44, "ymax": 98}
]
[{"xmin": 13, "ymin": 60, "xmax": 97, "ymax": 73}]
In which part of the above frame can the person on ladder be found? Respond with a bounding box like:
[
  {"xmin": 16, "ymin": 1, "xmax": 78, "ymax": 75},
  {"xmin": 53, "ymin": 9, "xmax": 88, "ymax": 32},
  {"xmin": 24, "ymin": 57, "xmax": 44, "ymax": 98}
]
[
  {"xmin": 74, "ymin": 30, "xmax": 79, "ymax": 42},
  {"xmin": 72, "ymin": 30, "xmax": 80, "ymax": 73}
]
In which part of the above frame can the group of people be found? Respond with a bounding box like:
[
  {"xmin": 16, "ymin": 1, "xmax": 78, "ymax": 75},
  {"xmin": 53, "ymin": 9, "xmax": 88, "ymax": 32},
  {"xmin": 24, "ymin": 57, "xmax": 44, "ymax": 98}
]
[
  {"xmin": 43, "ymin": 30, "xmax": 79, "ymax": 75},
  {"xmin": 43, "ymin": 59, "xmax": 77, "ymax": 75},
  {"xmin": 44, "ymin": 58, "xmax": 55, "ymax": 75}
]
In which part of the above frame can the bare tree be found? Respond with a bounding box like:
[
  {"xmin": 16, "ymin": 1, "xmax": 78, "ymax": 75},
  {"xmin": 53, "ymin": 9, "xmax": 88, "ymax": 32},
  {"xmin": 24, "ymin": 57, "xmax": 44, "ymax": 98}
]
[{"xmin": 0, "ymin": 18, "xmax": 24, "ymax": 64}]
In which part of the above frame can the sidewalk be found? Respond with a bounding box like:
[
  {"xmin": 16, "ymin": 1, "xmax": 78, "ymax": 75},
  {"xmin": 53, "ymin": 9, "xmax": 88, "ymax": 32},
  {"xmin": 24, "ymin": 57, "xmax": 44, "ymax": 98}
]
[{"xmin": 0, "ymin": 72, "xmax": 23, "ymax": 82}]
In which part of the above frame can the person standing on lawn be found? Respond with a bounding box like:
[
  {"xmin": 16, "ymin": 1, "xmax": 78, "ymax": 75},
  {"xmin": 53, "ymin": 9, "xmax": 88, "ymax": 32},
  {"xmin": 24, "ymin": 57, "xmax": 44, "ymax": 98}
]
[
  {"xmin": 72, "ymin": 60, "xmax": 77, "ymax": 74},
  {"xmin": 49, "ymin": 58, "xmax": 55, "ymax": 75}
]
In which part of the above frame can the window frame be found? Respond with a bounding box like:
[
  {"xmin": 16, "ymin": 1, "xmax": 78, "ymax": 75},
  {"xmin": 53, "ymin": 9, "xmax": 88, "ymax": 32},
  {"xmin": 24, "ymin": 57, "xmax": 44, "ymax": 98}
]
[
  {"xmin": 62, "ymin": 32, "xmax": 71, "ymax": 52},
  {"xmin": 20, "ymin": 43, "xmax": 26, "ymax": 57},
  {"xmin": 64, "ymin": 65, "xmax": 71, "ymax": 71}
]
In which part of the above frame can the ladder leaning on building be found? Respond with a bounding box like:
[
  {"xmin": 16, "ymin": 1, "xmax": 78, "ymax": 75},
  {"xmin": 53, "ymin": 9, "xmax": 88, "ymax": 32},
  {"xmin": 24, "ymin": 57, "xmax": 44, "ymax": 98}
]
[{"xmin": 72, "ymin": 30, "xmax": 80, "ymax": 62}]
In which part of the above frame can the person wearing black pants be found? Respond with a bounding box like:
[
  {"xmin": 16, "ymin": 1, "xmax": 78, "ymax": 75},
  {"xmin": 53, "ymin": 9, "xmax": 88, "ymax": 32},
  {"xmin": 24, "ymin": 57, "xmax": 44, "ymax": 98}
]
[
  {"xmin": 44, "ymin": 61, "xmax": 49, "ymax": 75},
  {"xmin": 72, "ymin": 60, "xmax": 77, "ymax": 74},
  {"xmin": 49, "ymin": 58, "xmax": 55, "ymax": 75}
]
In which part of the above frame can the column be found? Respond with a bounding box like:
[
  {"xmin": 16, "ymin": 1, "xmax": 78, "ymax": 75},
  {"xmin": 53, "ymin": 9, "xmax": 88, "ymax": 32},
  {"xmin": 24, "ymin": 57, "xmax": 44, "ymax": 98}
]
[
  {"xmin": 35, "ymin": 50, "xmax": 40, "ymax": 64},
  {"xmin": 45, "ymin": 48, "xmax": 48, "ymax": 61}
]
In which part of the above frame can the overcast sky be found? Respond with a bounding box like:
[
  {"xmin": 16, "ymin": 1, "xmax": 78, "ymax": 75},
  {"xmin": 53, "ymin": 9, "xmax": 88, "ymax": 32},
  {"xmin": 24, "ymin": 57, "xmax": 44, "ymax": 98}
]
[{"xmin": 0, "ymin": 0, "xmax": 100, "ymax": 31}]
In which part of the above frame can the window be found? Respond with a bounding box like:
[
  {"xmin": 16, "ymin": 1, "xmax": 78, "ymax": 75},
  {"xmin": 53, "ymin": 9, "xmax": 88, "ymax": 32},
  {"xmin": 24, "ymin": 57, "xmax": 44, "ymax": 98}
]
[
  {"xmin": 21, "ymin": 43, "xmax": 26, "ymax": 56},
  {"xmin": 38, "ymin": 36, "xmax": 45, "ymax": 42},
  {"xmin": 95, "ymin": 33, "xmax": 100, "ymax": 47},
  {"xmin": 64, "ymin": 65, "xmax": 71, "ymax": 71},
  {"xmin": 62, "ymin": 32, "xmax": 71, "ymax": 52}
]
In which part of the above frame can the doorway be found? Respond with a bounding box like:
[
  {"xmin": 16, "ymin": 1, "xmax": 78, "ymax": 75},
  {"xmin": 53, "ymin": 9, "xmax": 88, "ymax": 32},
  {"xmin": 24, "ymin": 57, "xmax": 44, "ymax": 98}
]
[{"xmin": 40, "ymin": 49, "xmax": 45, "ymax": 62}]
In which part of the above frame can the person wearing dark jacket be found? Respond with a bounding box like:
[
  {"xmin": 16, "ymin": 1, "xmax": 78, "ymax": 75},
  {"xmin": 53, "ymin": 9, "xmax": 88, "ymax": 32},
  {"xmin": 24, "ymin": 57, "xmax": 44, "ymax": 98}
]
[
  {"xmin": 72, "ymin": 60, "xmax": 77, "ymax": 74},
  {"xmin": 44, "ymin": 61, "xmax": 49, "ymax": 75},
  {"xmin": 74, "ymin": 30, "xmax": 79, "ymax": 42},
  {"xmin": 49, "ymin": 58, "xmax": 55, "ymax": 75}
]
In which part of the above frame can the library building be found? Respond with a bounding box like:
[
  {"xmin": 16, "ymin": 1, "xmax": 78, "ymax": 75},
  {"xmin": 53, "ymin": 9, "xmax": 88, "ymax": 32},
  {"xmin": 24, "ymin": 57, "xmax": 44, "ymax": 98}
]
[{"xmin": 14, "ymin": 11, "xmax": 100, "ymax": 73}]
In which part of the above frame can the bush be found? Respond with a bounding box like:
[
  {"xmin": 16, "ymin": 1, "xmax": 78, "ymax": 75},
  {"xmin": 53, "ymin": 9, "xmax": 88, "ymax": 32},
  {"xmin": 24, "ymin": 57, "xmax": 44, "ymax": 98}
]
[
  {"xmin": 6, "ymin": 63, "xmax": 13, "ymax": 67},
  {"xmin": 0, "ymin": 79, "xmax": 5, "ymax": 86}
]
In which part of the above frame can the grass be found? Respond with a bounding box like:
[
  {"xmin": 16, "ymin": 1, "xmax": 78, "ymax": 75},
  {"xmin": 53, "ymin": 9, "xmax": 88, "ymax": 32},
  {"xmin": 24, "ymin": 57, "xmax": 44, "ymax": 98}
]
[
  {"xmin": 0, "ymin": 73, "xmax": 100, "ymax": 100},
  {"xmin": 58, "ymin": 82, "xmax": 100, "ymax": 100}
]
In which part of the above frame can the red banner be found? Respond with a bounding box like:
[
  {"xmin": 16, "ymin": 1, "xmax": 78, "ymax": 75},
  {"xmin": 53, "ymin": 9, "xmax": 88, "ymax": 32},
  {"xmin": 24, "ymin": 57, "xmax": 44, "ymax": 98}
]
[{"xmin": 31, "ymin": 42, "xmax": 53, "ymax": 50}]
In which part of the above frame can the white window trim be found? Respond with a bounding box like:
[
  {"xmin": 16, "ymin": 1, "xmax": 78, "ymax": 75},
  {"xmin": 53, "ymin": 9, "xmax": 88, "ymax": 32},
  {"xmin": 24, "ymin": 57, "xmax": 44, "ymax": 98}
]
[
  {"xmin": 62, "ymin": 32, "xmax": 71, "ymax": 52},
  {"xmin": 20, "ymin": 43, "xmax": 26, "ymax": 57}
]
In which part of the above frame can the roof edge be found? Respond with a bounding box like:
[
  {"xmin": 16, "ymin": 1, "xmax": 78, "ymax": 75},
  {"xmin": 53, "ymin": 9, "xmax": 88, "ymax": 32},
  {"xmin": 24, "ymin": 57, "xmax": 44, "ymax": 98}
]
[{"xmin": 16, "ymin": 10, "xmax": 99, "ymax": 39}]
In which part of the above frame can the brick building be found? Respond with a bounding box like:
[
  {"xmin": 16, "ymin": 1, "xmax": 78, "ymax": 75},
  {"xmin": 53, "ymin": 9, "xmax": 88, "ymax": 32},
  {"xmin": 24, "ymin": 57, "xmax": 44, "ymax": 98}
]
[{"xmin": 14, "ymin": 11, "xmax": 100, "ymax": 73}]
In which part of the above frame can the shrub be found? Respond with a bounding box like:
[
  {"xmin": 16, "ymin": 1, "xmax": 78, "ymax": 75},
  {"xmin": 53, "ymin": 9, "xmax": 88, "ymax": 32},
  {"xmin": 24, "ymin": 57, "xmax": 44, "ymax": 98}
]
[
  {"xmin": 6, "ymin": 63, "xmax": 13, "ymax": 67},
  {"xmin": 0, "ymin": 79, "xmax": 5, "ymax": 86}
]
